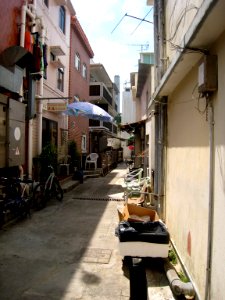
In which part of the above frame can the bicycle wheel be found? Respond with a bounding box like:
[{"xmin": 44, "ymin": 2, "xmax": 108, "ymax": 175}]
[
  {"xmin": 53, "ymin": 180, "xmax": 63, "ymax": 201},
  {"xmin": 0, "ymin": 201, "xmax": 4, "ymax": 228},
  {"xmin": 17, "ymin": 197, "xmax": 31, "ymax": 219},
  {"xmin": 33, "ymin": 183, "xmax": 46, "ymax": 210}
]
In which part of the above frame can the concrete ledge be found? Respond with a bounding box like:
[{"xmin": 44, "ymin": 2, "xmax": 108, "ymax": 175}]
[{"xmin": 61, "ymin": 179, "xmax": 80, "ymax": 193}]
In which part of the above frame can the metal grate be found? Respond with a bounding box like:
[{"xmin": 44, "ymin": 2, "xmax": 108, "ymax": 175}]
[{"xmin": 73, "ymin": 196, "xmax": 124, "ymax": 202}]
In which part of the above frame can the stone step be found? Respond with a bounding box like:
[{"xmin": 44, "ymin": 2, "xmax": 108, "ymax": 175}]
[{"xmin": 61, "ymin": 179, "xmax": 80, "ymax": 193}]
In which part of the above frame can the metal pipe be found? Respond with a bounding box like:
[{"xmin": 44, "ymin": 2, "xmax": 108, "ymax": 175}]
[
  {"xmin": 205, "ymin": 95, "xmax": 215, "ymax": 300},
  {"xmin": 20, "ymin": 2, "xmax": 36, "ymax": 177},
  {"xmin": 37, "ymin": 17, "xmax": 46, "ymax": 155},
  {"xmin": 20, "ymin": 5, "xmax": 26, "ymax": 47},
  {"xmin": 170, "ymin": 238, "xmax": 201, "ymax": 300},
  {"xmin": 164, "ymin": 259, "xmax": 195, "ymax": 298}
]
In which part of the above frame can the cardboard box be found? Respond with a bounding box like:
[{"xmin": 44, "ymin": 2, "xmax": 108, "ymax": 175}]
[{"xmin": 117, "ymin": 203, "xmax": 159, "ymax": 222}]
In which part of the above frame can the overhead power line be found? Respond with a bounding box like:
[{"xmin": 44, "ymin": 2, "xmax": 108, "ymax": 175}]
[{"xmin": 111, "ymin": 11, "xmax": 153, "ymax": 34}]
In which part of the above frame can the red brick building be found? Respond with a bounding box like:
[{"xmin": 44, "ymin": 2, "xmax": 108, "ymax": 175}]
[
  {"xmin": 0, "ymin": 0, "xmax": 23, "ymax": 52},
  {"xmin": 69, "ymin": 16, "xmax": 94, "ymax": 166}
]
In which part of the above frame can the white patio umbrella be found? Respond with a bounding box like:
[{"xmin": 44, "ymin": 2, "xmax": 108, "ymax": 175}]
[{"xmin": 64, "ymin": 101, "xmax": 113, "ymax": 122}]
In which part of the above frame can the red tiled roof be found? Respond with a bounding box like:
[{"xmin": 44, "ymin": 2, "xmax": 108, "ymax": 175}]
[{"xmin": 71, "ymin": 15, "xmax": 94, "ymax": 58}]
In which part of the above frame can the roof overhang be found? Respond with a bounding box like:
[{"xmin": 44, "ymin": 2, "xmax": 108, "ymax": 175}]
[
  {"xmin": 120, "ymin": 119, "xmax": 146, "ymax": 133},
  {"xmin": 50, "ymin": 46, "xmax": 65, "ymax": 56},
  {"xmin": 150, "ymin": 0, "xmax": 225, "ymax": 105},
  {"xmin": 90, "ymin": 64, "xmax": 112, "ymax": 87}
]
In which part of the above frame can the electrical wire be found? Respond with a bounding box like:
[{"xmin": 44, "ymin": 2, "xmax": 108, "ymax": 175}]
[
  {"xmin": 195, "ymin": 93, "xmax": 210, "ymax": 117},
  {"xmin": 168, "ymin": 4, "xmax": 198, "ymax": 43},
  {"xmin": 131, "ymin": 8, "xmax": 153, "ymax": 35}
]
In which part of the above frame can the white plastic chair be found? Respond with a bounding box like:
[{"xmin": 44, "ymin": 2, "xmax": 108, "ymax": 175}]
[
  {"xmin": 124, "ymin": 168, "xmax": 143, "ymax": 185},
  {"xmin": 85, "ymin": 153, "xmax": 99, "ymax": 170}
]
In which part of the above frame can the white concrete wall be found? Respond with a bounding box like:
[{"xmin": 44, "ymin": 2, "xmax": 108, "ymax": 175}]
[
  {"xmin": 165, "ymin": 0, "xmax": 204, "ymax": 63},
  {"xmin": 166, "ymin": 27, "xmax": 225, "ymax": 298},
  {"xmin": 31, "ymin": 0, "xmax": 73, "ymax": 158},
  {"xmin": 153, "ymin": 1, "xmax": 225, "ymax": 299},
  {"xmin": 121, "ymin": 88, "xmax": 136, "ymax": 160},
  {"xmin": 209, "ymin": 29, "xmax": 225, "ymax": 300},
  {"xmin": 121, "ymin": 89, "xmax": 136, "ymax": 124},
  {"xmin": 36, "ymin": 0, "xmax": 71, "ymax": 99},
  {"xmin": 166, "ymin": 66, "xmax": 209, "ymax": 298}
]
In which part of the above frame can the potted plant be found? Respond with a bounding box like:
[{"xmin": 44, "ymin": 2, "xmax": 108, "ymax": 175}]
[{"xmin": 38, "ymin": 143, "xmax": 58, "ymax": 180}]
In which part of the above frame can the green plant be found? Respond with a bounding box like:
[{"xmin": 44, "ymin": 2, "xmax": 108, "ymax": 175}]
[
  {"xmin": 168, "ymin": 249, "xmax": 177, "ymax": 265},
  {"xmin": 178, "ymin": 270, "xmax": 189, "ymax": 283},
  {"xmin": 68, "ymin": 140, "xmax": 81, "ymax": 169},
  {"xmin": 39, "ymin": 143, "xmax": 57, "ymax": 179},
  {"xmin": 114, "ymin": 113, "xmax": 122, "ymax": 125}
]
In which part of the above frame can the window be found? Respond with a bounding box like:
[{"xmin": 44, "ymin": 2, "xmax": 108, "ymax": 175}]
[
  {"xmin": 57, "ymin": 68, "xmax": 64, "ymax": 91},
  {"xmin": 75, "ymin": 53, "xmax": 81, "ymax": 71},
  {"xmin": 82, "ymin": 63, "xmax": 87, "ymax": 79},
  {"xmin": 44, "ymin": 0, "xmax": 49, "ymax": 7},
  {"xmin": 81, "ymin": 135, "xmax": 87, "ymax": 153},
  {"xmin": 59, "ymin": 6, "xmax": 65, "ymax": 34},
  {"xmin": 42, "ymin": 118, "xmax": 58, "ymax": 148},
  {"xmin": 50, "ymin": 52, "xmax": 56, "ymax": 62}
]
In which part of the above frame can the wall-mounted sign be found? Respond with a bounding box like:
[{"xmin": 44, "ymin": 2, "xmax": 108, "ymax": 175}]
[
  {"xmin": 14, "ymin": 127, "xmax": 21, "ymax": 141},
  {"xmin": 47, "ymin": 103, "xmax": 67, "ymax": 111}
]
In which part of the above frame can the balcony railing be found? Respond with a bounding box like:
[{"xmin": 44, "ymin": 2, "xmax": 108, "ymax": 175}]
[{"xmin": 89, "ymin": 83, "xmax": 112, "ymax": 106}]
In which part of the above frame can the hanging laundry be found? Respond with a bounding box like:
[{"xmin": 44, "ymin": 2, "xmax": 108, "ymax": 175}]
[
  {"xmin": 42, "ymin": 44, "xmax": 48, "ymax": 79},
  {"xmin": 33, "ymin": 43, "xmax": 41, "ymax": 72},
  {"xmin": 43, "ymin": 44, "xmax": 48, "ymax": 69},
  {"xmin": 39, "ymin": 42, "xmax": 44, "ymax": 72},
  {"xmin": 24, "ymin": 31, "xmax": 33, "ymax": 52}
]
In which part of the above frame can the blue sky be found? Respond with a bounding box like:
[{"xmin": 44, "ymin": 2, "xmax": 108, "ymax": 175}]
[{"xmin": 71, "ymin": 0, "xmax": 154, "ymax": 89}]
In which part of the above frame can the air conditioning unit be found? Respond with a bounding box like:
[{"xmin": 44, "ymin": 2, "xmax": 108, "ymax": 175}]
[{"xmin": 198, "ymin": 55, "xmax": 217, "ymax": 93}]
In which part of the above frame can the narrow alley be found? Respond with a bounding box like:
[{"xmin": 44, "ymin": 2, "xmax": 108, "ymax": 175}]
[{"xmin": 0, "ymin": 164, "xmax": 175, "ymax": 300}]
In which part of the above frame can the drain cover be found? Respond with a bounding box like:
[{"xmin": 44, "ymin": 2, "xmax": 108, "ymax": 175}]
[{"xmin": 82, "ymin": 248, "xmax": 112, "ymax": 264}]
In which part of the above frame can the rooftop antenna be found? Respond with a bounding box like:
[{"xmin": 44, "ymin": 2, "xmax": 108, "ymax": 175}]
[
  {"xmin": 111, "ymin": 11, "xmax": 153, "ymax": 34},
  {"xmin": 131, "ymin": 8, "xmax": 153, "ymax": 35},
  {"xmin": 127, "ymin": 43, "xmax": 149, "ymax": 52}
]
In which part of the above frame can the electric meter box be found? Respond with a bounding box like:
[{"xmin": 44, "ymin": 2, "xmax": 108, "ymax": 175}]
[{"xmin": 198, "ymin": 55, "xmax": 218, "ymax": 93}]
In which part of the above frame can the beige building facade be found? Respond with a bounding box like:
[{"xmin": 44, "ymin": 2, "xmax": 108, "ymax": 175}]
[
  {"xmin": 148, "ymin": 0, "xmax": 225, "ymax": 299},
  {"xmin": 29, "ymin": 0, "xmax": 75, "ymax": 175}
]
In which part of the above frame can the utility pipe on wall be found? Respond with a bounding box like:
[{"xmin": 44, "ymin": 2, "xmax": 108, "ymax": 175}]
[
  {"xmin": 20, "ymin": 1, "xmax": 46, "ymax": 175},
  {"xmin": 205, "ymin": 94, "xmax": 215, "ymax": 300},
  {"xmin": 20, "ymin": 2, "xmax": 36, "ymax": 177},
  {"xmin": 164, "ymin": 259, "xmax": 195, "ymax": 299},
  {"xmin": 37, "ymin": 19, "xmax": 45, "ymax": 155}
]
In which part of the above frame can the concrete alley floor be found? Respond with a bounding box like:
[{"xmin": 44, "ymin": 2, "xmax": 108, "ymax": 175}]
[{"xmin": 0, "ymin": 163, "xmax": 175, "ymax": 300}]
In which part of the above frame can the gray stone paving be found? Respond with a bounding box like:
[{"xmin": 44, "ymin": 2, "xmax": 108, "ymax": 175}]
[{"xmin": 0, "ymin": 163, "xmax": 175, "ymax": 300}]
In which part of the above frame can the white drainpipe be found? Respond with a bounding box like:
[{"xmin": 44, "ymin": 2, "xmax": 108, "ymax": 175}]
[
  {"xmin": 205, "ymin": 95, "xmax": 215, "ymax": 300},
  {"xmin": 20, "ymin": 1, "xmax": 46, "ymax": 177},
  {"xmin": 37, "ymin": 20, "xmax": 45, "ymax": 155},
  {"xmin": 20, "ymin": 2, "xmax": 36, "ymax": 177}
]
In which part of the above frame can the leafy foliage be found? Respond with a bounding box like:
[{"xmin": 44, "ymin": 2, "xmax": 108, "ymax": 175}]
[
  {"xmin": 39, "ymin": 143, "xmax": 57, "ymax": 179},
  {"xmin": 68, "ymin": 140, "xmax": 81, "ymax": 168},
  {"xmin": 114, "ymin": 113, "xmax": 122, "ymax": 125},
  {"xmin": 168, "ymin": 249, "xmax": 177, "ymax": 265}
]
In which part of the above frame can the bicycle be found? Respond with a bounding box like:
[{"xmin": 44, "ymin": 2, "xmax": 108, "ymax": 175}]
[
  {"xmin": 0, "ymin": 176, "xmax": 33, "ymax": 227},
  {"xmin": 33, "ymin": 165, "xmax": 63, "ymax": 210}
]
